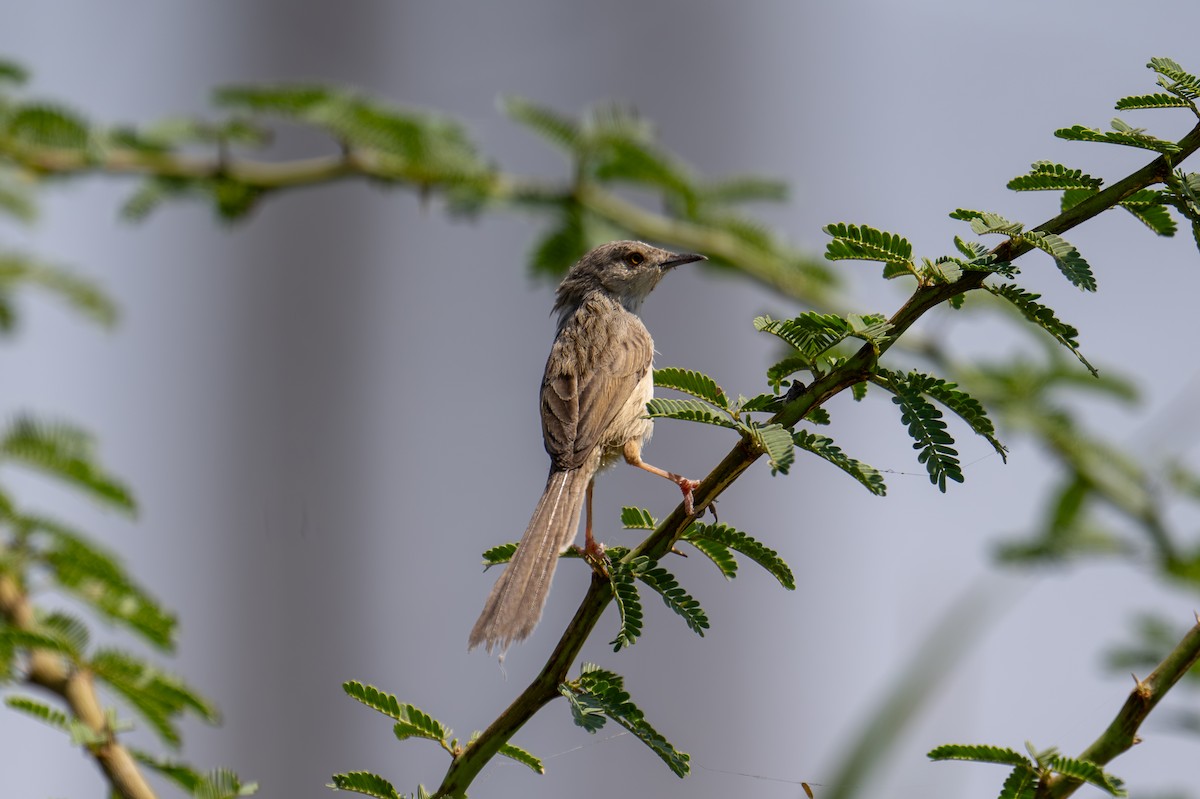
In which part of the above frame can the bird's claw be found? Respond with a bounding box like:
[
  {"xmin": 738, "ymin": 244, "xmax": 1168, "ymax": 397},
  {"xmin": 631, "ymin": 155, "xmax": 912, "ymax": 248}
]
[{"xmin": 576, "ymin": 539, "xmax": 610, "ymax": 578}]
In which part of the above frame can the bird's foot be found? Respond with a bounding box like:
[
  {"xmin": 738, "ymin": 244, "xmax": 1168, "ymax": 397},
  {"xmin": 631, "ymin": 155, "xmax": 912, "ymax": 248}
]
[
  {"xmin": 576, "ymin": 537, "xmax": 610, "ymax": 577},
  {"xmin": 674, "ymin": 475, "xmax": 701, "ymax": 516}
]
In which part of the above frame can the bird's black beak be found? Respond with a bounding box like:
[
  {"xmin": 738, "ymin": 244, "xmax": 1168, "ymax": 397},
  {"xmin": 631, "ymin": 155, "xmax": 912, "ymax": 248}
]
[{"xmin": 661, "ymin": 252, "xmax": 706, "ymax": 270}]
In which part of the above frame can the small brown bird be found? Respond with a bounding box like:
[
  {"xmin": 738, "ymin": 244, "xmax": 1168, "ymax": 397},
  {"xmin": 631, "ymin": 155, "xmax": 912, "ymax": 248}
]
[{"xmin": 469, "ymin": 240, "xmax": 704, "ymax": 654}]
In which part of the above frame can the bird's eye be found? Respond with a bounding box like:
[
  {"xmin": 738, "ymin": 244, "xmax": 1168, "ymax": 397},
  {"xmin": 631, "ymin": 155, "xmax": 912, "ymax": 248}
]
[{"xmin": 625, "ymin": 252, "xmax": 645, "ymax": 267}]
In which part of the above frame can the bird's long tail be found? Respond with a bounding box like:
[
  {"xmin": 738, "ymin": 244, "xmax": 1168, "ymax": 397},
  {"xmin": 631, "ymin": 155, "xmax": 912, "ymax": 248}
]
[{"xmin": 468, "ymin": 468, "xmax": 589, "ymax": 654}]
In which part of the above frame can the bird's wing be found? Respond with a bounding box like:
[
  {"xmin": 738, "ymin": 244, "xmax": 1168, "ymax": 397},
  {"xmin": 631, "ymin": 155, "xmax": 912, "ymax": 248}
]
[{"xmin": 541, "ymin": 300, "xmax": 653, "ymax": 471}]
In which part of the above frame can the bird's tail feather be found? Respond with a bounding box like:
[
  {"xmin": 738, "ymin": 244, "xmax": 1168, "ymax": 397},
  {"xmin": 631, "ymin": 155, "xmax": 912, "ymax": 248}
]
[{"xmin": 468, "ymin": 468, "xmax": 588, "ymax": 654}]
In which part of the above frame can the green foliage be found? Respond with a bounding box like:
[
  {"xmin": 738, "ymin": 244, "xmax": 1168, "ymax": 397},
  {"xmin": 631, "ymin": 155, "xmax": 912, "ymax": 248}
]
[
  {"xmin": 877, "ymin": 372, "xmax": 963, "ymax": 491},
  {"xmin": 608, "ymin": 564, "xmax": 644, "ymax": 650},
  {"xmin": 5, "ymin": 694, "xmax": 70, "ymax": 730},
  {"xmin": 792, "ymin": 430, "xmax": 887, "ymax": 496},
  {"xmin": 928, "ymin": 743, "xmax": 1032, "ymax": 768},
  {"xmin": 823, "ymin": 222, "xmax": 916, "ymax": 278},
  {"xmin": 0, "ymin": 416, "xmax": 136, "ymax": 513},
  {"xmin": 653, "ymin": 367, "xmax": 729, "ymax": 409},
  {"xmin": 1147, "ymin": 56, "xmax": 1200, "ymax": 101},
  {"xmin": 644, "ymin": 397, "xmax": 737, "ymax": 429},
  {"xmin": 1048, "ymin": 754, "xmax": 1125, "ymax": 795},
  {"xmin": 497, "ymin": 742, "xmax": 544, "ymax": 774},
  {"xmin": 1114, "ymin": 92, "xmax": 1193, "ymax": 111},
  {"xmin": 1054, "ymin": 119, "xmax": 1182, "ymax": 154},
  {"xmin": 877, "ymin": 368, "xmax": 1006, "ymax": 460},
  {"xmin": 628, "ymin": 556, "xmax": 709, "ymax": 636},
  {"xmin": 756, "ymin": 312, "xmax": 891, "ymax": 383},
  {"xmin": 1007, "ymin": 161, "xmax": 1102, "ymax": 192},
  {"xmin": 480, "ymin": 541, "xmax": 517, "ymax": 567},
  {"xmin": 930, "ymin": 743, "xmax": 1127, "ymax": 798},
  {"xmin": 985, "ymin": 283, "xmax": 1095, "ymax": 375},
  {"xmin": 998, "ymin": 766, "xmax": 1038, "ymax": 799},
  {"xmin": 1119, "ymin": 189, "xmax": 1177, "ymax": 235},
  {"xmin": 1023, "ymin": 231, "xmax": 1096, "ymax": 291},
  {"xmin": 342, "ymin": 682, "xmax": 450, "ymax": 750},
  {"xmin": 0, "ymin": 254, "xmax": 118, "ymax": 330},
  {"xmin": 621, "ymin": 506, "xmax": 657, "ymax": 530},
  {"xmin": 89, "ymin": 648, "xmax": 218, "ymax": 746},
  {"xmin": 562, "ymin": 664, "xmax": 689, "ymax": 777},
  {"xmin": 329, "ymin": 772, "xmax": 402, "ymax": 799},
  {"xmin": 682, "ymin": 522, "xmax": 795, "ymax": 589},
  {"xmin": 130, "ymin": 750, "xmax": 208, "ymax": 794},
  {"xmin": 192, "ymin": 768, "xmax": 259, "ymax": 799},
  {"xmin": 4, "ymin": 102, "xmax": 90, "ymax": 151}
]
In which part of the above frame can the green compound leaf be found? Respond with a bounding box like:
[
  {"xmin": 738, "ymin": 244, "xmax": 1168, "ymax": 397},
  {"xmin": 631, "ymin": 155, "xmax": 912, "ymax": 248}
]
[
  {"xmin": 951, "ymin": 208, "xmax": 1025, "ymax": 237},
  {"xmin": 792, "ymin": 430, "xmax": 886, "ymax": 496},
  {"xmin": 630, "ymin": 557, "xmax": 709, "ymax": 636},
  {"xmin": 1007, "ymin": 161, "xmax": 1103, "ymax": 192},
  {"xmin": 1148, "ymin": 56, "xmax": 1200, "ymax": 101},
  {"xmin": 1115, "ymin": 92, "xmax": 1193, "ymax": 110},
  {"xmin": 558, "ymin": 679, "xmax": 608, "ymax": 734},
  {"xmin": 683, "ymin": 536, "xmax": 737, "ymax": 578},
  {"xmin": 878, "ymin": 369, "xmax": 1006, "ymax": 460},
  {"xmin": 881, "ymin": 374, "xmax": 963, "ymax": 492},
  {"xmin": 986, "ymin": 283, "xmax": 1095, "ymax": 375},
  {"xmin": 0, "ymin": 254, "xmax": 119, "ymax": 329},
  {"xmin": 822, "ymin": 222, "xmax": 916, "ymax": 276},
  {"xmin": 998, "ymin": 766, "xmax": 1038, "ymax": 799},
  {"xmin": 329, "ymin": 772, "xmax": 401, "ymax": 799},
  {"xmin": 4, "ymin": 695, "xmax": 69, "ymax": 731},
  {"xmin": 0, "ymin": 416, "xmax": 136, "ymax": 513},
  {"xmin": 1023, "ymin": 231, "xmax": 1096, "ymax": 291},
  {"xmin": 568, "ymin": 667, "xmax": 690, "ymax": 777},
  {"xmin": 609, "ymin": 565, "xmax": 644, "ymax": 650},
  {"xmin": 5, "ymin": 103, "xmax": 91, "ymax": 150},
  {"xmin": 755, "ymin": 312, "xmax": 888, "ymax": 362},
  {"xmin": 1054, "ymin": 120, "xmax": 1181, "ymax": 154},
  {"xmin": 653, "ymin": 367, "xmax": 729, "ymax": 409},
  {"xmin": 32, "ymin": 518, "xmax": 176, "ymax": 650},
  {"xmin": 928, "ymin": 743, "xmax": 1032, "ymax": 768},
  {"xmin": 480, "ymin": 541, "xmax": 517, "ymax": 567},
  {"xmin": 129, "ymin": 750, "xmax": 205, "ymax": 793},
  {"xmin": 746, "ymin": 421, "xmax": 796, "ymax": 475},
  {"xmin": 342, "ymin": 682, "xmax": 450, "ymax": 745},
  {"xmin": 90, "ymin": 648, "xmax": 217, "ymax": 747},
  {"xmin": 193, "ymin": 768, "xmax": 258, "ymax": 799},
  {"xmin": 645, "ymin": 398, "xmax": 738, "ymax": 429},
  {"xmin": 1119, "ymin": 189, "xmax": 1177, "ymax": 235},
  {"xmin": 498, "ymin": 742, "xmax": 545, "ymax": 774},
  {"xmin": 682, "ymin": 522, "xmax": 795, "ymax": 590},
  {"xmin": 1047, "ymin": 755, "xmax": 1126, "ymax": 796},
  {"xmin": 500, "ymin": 95, "xmax": 582, "ymax": 153},
  {"xmin": 621, "ymin": 507, "xmax": 657, "ymax": 530}
]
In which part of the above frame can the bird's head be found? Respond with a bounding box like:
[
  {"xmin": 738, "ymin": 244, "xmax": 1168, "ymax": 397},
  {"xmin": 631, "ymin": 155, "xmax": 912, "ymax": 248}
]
[{"xmin": 553, "ymin": 240, "xmax": 705, "ymax": 320}]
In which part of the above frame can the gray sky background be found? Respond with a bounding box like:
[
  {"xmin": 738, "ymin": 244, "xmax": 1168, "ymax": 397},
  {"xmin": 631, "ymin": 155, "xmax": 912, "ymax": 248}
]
[{"xmin": 3, "ymin": 3, "xmax": 1200, "ymax": 798}]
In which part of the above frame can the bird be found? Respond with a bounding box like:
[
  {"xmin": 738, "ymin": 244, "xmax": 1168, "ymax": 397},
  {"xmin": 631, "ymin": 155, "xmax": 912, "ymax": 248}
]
[{"xmin": 469, "ymin": 240, "xmax": 705, "ymax": 654}]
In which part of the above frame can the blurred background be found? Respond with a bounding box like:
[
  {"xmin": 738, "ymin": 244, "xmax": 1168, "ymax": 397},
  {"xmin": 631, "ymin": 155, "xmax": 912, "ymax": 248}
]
[{"xmin": 3, "ymin": 2, "xmax": 1200, "ymax": 797}]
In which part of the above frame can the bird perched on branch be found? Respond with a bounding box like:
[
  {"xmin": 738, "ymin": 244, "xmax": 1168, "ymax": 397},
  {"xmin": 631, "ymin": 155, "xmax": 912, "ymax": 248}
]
[{"xmin": 469, "ymin": 240, "xmax": 705, "ymax": 654}]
